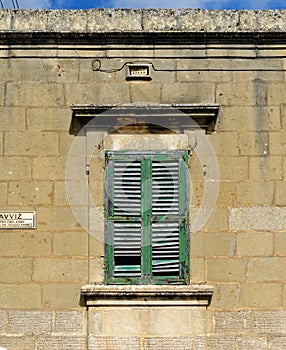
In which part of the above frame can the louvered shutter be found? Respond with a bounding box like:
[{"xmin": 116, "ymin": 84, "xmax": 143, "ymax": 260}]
[
  {"xmin": 113, "ymin": 160, "xmax": 141, "ymax": 217},
  {"xmin": 113, "ymin": 159, "xmax": 141, "ymax": 277},
  {"xmin": 152, "ymin": 160, "xmax": 179, "ymax": 216},
  {"xmin": 105, "ymin": 151, "xmax": 189, "ymax": 284},
  {"xmin": 151, "ymin": 155, "xmax": 188, "ymax": 281},
  {"xmin": 152, "ymin": 222, "xmax": 180, "ymax": 276},
  {"xmin": 105, "ymin": 156, "xmax": 142, "ymax": 282}
]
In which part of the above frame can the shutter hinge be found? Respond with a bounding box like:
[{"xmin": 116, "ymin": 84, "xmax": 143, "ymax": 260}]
[{"xmin": 86, "ymin": 164, "xmax": 90, "ymax": 176}]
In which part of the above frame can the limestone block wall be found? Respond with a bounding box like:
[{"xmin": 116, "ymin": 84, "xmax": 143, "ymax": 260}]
[{"xmin": 0, "ymin": 8, "xmax": 286, "ymax": 350}]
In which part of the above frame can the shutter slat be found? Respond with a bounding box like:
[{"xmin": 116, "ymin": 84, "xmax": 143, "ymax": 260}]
[
  {"xmin": 153, "ymin": 262, "xmax": 179, "ymax": 267},
  {"xmin": 153, "ymin": 242, "xmax": 179, "ymax": 247},
  {"xmin": 114, "ymin": 199, "xmax": 141, "ymax": 203},
  {"xmin": 153, "ymin": 190, "xmax": 178, "ymax": 194},
  {"xmin": 152, "ymin": 162, "xmax": 178, "ymax": 167},
  {"xmin": 152, "ymin": 203, "xmax": 179, "ymax": 207}
]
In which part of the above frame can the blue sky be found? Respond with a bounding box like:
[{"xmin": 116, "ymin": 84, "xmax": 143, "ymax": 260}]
[{"xmin": 5, "ymin": 0, "xmax": 286, "ymax": 10}]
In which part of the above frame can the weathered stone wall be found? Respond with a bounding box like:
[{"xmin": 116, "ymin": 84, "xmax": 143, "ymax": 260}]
[
  {"xmin": 1, "ymin": 8, "xmax": 286, "ymax": 32},
  {"xmin": 0, "ymin": 8, "xmax": 286, "ymax": 350}
]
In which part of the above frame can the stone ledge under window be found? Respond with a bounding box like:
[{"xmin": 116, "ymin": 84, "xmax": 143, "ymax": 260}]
[{"xmin": 80, "ymin": 284, "xmax": 214, "ymax": 307}]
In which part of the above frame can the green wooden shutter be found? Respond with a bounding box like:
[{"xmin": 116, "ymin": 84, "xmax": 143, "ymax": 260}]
[
  {"xmin": 105, "ymin": 151, "xmax": 189, "ymax": 284},
  {"xmin": 151, "ymin": 153, "xmax": 189, "ymax": 282},
  {"xmin": 105, "ymin": 155, "xmax": 142, "ymax": 283},
  {"xmin": 113, "ymin": 158, "xmax": 142, "ymax": 278}
]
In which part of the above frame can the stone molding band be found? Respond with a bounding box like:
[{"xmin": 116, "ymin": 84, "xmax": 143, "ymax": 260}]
[{"xmin": 81, "ymin": 284, "xmax": 214, "ymax": 306}]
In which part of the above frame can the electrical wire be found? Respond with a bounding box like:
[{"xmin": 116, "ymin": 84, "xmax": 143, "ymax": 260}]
[
  {"xmin": 91, "ymin": 59, "xmax": 286, "ymax": 74},
  {"xmin": 0, "ymin": 0, "xmax": 20, "ymax": 9},
  {"xmin": 12, "ymin": 0, "xmax": 19, "ymax": 9}
]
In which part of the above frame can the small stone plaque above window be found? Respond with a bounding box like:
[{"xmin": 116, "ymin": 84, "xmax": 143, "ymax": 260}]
[{"xmin": 126, "ymin": 64, "xmax": 152, "ymax": 81}]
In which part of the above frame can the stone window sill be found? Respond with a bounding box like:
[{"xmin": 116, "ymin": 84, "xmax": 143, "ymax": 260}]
[{"xmin": 80, "ymin": 284, "xmax": 214, "ymax": 307}]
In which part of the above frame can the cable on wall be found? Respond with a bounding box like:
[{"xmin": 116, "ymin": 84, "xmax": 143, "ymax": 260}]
[
  {"xmin": 0, "ymin": 0, "xmax": 20, "ymax": 9},
  {"xmin": 91, "ymin": 58, "xmax": 286, "ymax": 73}
]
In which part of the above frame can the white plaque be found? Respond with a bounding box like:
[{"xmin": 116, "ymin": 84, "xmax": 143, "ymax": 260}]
[{"xmin": 0, "ymin": 212, "xmax": 36, "ymax": 229}]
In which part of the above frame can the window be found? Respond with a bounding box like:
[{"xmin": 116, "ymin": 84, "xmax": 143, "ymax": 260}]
[{"xmin": 104, "ymin": 150, "xmax": 189, "ymax": 284}]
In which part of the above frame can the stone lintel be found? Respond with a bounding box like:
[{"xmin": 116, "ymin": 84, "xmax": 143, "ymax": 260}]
[
  {"xmin": 70, "ymin": 104, "xmax": 219, "ymax": 135},
  {"xmin": 80, "ymin": 284, "xmax": 214, "ymax": 306}
]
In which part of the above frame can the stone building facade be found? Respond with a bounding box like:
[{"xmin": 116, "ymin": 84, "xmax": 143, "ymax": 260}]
[{"xmin": 0, "ymin": 8, "xmax": 286, "ymax": 350}]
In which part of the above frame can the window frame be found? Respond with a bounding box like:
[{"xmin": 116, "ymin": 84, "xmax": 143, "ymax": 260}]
[{"xmin": 104, "ymin": 150, "xmax": 190, "ymax": 285}]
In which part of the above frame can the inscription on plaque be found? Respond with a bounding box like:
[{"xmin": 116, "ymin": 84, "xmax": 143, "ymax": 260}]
[{"xmin": 0, "ymin": 212, "xmax": 36, "ymax": 229}]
